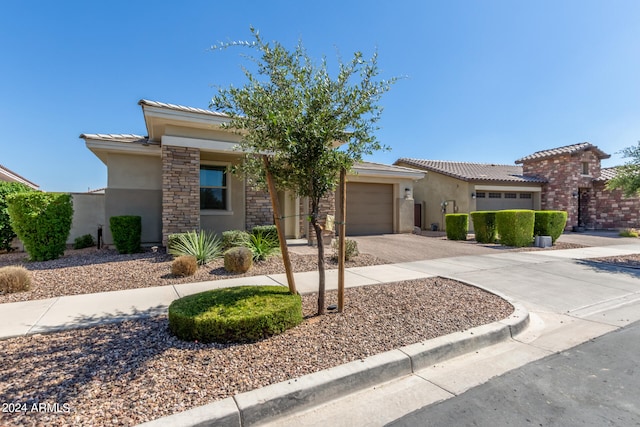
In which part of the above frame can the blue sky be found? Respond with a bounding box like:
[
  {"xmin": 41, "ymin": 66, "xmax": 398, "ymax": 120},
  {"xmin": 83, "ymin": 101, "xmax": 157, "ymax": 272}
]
[{"xmin": 2, "ymin": 1, "xmax": 639, "ymax": 192}]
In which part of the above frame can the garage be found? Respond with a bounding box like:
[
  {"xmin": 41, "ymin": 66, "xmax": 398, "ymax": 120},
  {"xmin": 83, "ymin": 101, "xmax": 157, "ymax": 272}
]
[
  {"xmin": 475, "ymin": 191, "xmax": 534, "ymax": 211},
  {"xmin": 346, "ymin": 182, "xmax": 393, "ymax": 235}
]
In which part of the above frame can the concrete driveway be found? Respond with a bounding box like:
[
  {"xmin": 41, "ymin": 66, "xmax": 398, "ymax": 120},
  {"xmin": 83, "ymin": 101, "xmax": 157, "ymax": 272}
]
[{"xmin": 350, "ymin": 230, "xmax": 636, "ymax": 264}]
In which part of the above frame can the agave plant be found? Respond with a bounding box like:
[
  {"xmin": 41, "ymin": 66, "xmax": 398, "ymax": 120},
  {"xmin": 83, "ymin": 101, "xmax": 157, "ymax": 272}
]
[
  {"xmin": 168, "ymin": 230, "xmax": 223, "ymax": 265},
  {"xmin": 247, "ymin": 230, "xmax": 280, "ymax": 261}
]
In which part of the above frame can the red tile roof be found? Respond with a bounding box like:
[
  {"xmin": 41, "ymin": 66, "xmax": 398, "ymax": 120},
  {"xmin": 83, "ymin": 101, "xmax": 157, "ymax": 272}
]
[
  {"xmin": 395, "ymin": 159, "xmax": 546, "ymax": 183},
  {"xmin": 515, "ymin": 142, "xmax": 610, "ymax": 163}
]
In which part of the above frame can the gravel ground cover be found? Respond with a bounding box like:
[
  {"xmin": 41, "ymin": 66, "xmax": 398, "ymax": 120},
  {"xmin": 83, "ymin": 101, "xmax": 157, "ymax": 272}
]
[{"xmin": 0, "ymin": 278, "xmax": 513, "ymax": 427}]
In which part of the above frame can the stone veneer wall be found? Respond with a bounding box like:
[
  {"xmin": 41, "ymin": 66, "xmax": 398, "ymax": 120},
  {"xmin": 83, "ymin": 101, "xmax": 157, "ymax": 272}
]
[
  {"xmin": 245, "ymin": 185, "xmax": 274, "ymax": 231},
  {"xmin": 521, "ymin": 150, "xmax": 601, "ymax": 230},
  {"xmin": 593, "ymin": 182, "xmax": 640, "ymax": 229},
  {"xmin": 161, "ymin": 145, "xmax": 200, "ymax": 246}
]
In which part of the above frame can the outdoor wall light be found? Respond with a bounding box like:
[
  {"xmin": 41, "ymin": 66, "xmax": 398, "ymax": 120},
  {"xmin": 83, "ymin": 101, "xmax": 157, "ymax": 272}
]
[
  {"xmin": 471, "ymin": 192, "xmax": 476, "ymax": 199},
  {"xmin": 404, "ymin": 188, "xmax": 412, "ymax": 199},
  {"xmin": 572, "ymin": 191, "xmax": 578, "ymax": 198}
]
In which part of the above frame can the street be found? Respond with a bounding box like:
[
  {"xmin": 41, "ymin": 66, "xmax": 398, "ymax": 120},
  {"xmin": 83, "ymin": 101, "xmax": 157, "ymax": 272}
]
[{"xmin": 387, "ymin": 320, "xmax": 640, "ymax": 427}]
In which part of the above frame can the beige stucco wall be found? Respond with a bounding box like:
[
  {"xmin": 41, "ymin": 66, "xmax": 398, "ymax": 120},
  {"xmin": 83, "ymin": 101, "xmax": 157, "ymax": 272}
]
[
  {"xmin": 68, "ymin": 193, "xmax": 105, "ymax": 244},
  {"xmin": 411, "ymin": 172, "xmax": 473, "ymax": 231},
  {"xmin": 104, "ymin": 153, "xmax": 163, "ymax": 245}
]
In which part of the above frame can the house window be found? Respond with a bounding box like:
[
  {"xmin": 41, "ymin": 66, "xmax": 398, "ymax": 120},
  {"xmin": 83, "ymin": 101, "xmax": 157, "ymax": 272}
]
[
  {"xmin": 200, "ymin": 165, "xmax": 227, "ymax": 210},
  {"xmin": 581, "ymin": 162, "xmax": 589, "ymax": 175},
  {"xmin": 489, "ymin": 192, "xmax": 502, "ymax": 199},
  {"xmin": 475, "ymin": 192, "xmax": 486, "ymax": 198},
  {"xmin": 519, "ymin": 193, "xmax": 532, "ymax": 199},
  {"xmin": 504, "ymin": 193, "xmax": 517, "ymax": 199}
]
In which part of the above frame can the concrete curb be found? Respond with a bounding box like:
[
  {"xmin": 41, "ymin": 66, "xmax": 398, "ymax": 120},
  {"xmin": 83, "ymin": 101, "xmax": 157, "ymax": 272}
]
[{"xmin": 137, "ymin": 298, "xmax": 529, "ymax": 427}]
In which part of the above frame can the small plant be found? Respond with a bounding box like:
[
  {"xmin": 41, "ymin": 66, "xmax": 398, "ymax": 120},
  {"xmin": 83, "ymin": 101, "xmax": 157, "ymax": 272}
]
[
  {"xmin": 171, "ymin": 255, "xmax": 198, "ymax": 277},
  {"xmin": 619, "ymin": 228, "xmax": 639, "ymax": 238},
  {"xmin": 109, "ymin": 215, "xmax": 141, "ymax": 254},
  {"xmin": 331, "ymin": 238, "xmax": 359, "ymax": 261},
  {"xmin": 246, "ymin": 230, "xmax": 280, "ymax": 261},
  {"xmin": 251, "ymin": 225, "xmax": 278, "ymax": 242},
  {"xmin": 168, "ymin": 286, "xmax": 303, "ymax": 343},
  {"xmin": 73, "ymin": 234, "xmax": 95, "ymax": 250},
  {"xmin": 224, "ymin": 247, "xmax": 253, "ymax": 273},
  {"xmin": 0, "ymin": 266, "xmax": 31, "ymax": 293},
  {"xmin": 168, "ymin": 230, "xmax": 223, "ymax": 265},
  {"xmin": 222, "ymin": 230, "xmax": 250, "ymax": 250}
]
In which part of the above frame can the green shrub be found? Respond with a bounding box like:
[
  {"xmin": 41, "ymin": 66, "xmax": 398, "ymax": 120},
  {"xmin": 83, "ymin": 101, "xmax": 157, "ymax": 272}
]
[
  {"xmin": 168, "ymin": 286, "xmax": 303, "ymax": 343},
  {"xmin": 7, "ymin": 192, "xmax": 73, "ymax": 261},
  {"xmin": 471, "ymin": 211, "xmax": 497, "ymax": 243},
  {"xmin": 171, "ymin": 255, "xmax": 198, "ymax": 277},
  {"xmin": 619, "ymin": 228, "xmax": 639, "ymax": 238},
  {"xmin": 73, "ymin": 233, "xmax": 95, "ymax": 250},
  {"xmin": 0, "ymin": 182, "xmax": 35, "ymax": 252},
  {"xmin": 168, "ymin": 230, "xmax": 223, "ymax": 265},
  {"xmin": 331, "ymin": 238, "xmax": 359, "ymax": 261},
  {"xmin": 496, "ymin": 210, "xmax": 535, "ymax": 247},
  {"xmin": 222, "ymin": 229, "xmax": 250, "ymax": 250},
  {"xmin": 445, "ymin": 214, "xmax": 468, "ymax": 241},
  {"xmin": 109, "ymin": 215, "xmax": 141, "ymax": 254},
  {"xmin": 246, "ymin": 230, "xmax": 280, "ymax": 261},
  {"xmin": 533, "ymin": 211, "xmax": 568, "ymax": 244},
  {"xmin": 252, "ymin": 224, "xmax": 279, "ymax": 241},
  {"xmin": 224, "ymin": 246, "xmax": 253, "ymax": 273},
  {"xmin": 0, "ymin": 266, "xmax": 31, "ymax": 293}
]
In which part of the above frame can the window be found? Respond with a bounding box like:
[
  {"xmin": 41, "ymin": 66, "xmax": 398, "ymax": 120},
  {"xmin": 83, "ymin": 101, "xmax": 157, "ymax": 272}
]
[
  {"xmin": 489, "ymin": 192, "xmax": 502, "ymax": 199},
  {"xmin": 519, "ymin": 193, "xmax": 532, "ymax": 199},
  {"xmin": 200, "ymin": 165, "xmax": 227, "ymax": 210},
  {"xmin": 475, "ymin": 192, "xmax": 486, "ymax": 198},
  {"xmin": 504, "ymin": 193, "xmax": 517, "ymax": 199},
  {"xmin": 581, "ymin": 162, "xmax": 589, "ymax": 175}
]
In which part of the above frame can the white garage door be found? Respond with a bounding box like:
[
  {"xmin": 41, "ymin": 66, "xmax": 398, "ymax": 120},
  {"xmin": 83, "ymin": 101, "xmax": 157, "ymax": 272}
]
[
  {"xmin": 476, "ymin": 191, "xmax": 534, "ymax": 211},
  {"xmin": 346, "ymin": 183, "xmax": 393, "ymax": 235}
]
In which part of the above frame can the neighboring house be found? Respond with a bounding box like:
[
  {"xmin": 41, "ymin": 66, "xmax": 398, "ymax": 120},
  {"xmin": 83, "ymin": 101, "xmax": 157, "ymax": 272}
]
[
  {"xmin": 0, "ymin": 164, "xmax": 39, "ymax": 190},
  {"xmin": 397, "ymin": 142, "xmax": 638, "ymax": 232},
  {"xmin": 81, "ymin": 100, "xmax": 424, "ymax": 246}
]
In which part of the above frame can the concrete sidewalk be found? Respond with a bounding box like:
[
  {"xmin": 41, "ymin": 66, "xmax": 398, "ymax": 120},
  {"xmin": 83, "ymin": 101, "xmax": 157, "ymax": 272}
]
[{"xmin": 2, "ymin": 243, "xmax": 640, "ymax": 426}]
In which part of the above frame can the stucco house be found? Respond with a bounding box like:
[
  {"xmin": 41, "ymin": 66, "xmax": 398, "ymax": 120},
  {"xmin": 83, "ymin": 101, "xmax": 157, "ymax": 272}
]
[
  {"xmin": 0, "ymin": 164, "xmax": 39, "ymax": 190},
  {"xmin": 81, "ymin": 100, "xmax": 424, "ymax": 246},
  {"xmin": 396, "ymin": 142, "xmax": 638, "ymax": 232}
]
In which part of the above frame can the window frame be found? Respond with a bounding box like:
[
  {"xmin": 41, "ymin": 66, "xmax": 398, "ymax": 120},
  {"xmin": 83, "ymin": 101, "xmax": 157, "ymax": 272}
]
[{"xmin": 199, "ymin": 162, "xmax": 233, "ymax": 215}]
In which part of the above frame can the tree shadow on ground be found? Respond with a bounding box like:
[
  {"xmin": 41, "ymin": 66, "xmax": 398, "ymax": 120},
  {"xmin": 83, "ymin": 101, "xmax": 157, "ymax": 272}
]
[{"xmin": 576, "ymin": 259, "xmax": 640, "ymax": 279}]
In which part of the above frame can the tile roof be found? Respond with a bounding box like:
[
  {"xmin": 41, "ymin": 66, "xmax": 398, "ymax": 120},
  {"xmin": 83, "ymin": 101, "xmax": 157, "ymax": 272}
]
[
  {"xmin": 138, "ymin": 99, "xmax": 229, "ymax": 118},
  {"xmin": 395, "ymin": 158, "xmax": 546, "ymax": 183},
  {"xmin": 79, "ymin": 134, "xmax": 157, "ymax": 145},
  {"xmin": 597, "ymin": 167, "xmax": 619, "ymax": 182},
  {"xmin": 515, "ymin": 142, "xmax": 610, "ymax": 163},
  {"xmin": 0, "ymin": 164, "xmax": 39, "ymax": 189},
  {"xmin": 354, "ymin": 161, "xmax": 425, "ymax": 176}
]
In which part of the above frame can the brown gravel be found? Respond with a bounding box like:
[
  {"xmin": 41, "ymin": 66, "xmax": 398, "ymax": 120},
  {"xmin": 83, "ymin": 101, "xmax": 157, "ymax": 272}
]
[
  {"xmin": 587, "ymin": 253, "xmax": 640, "ymax": 268},
  {"xmin": 0, "ymin": 278, "xmax": 513, "ymax": 427}
]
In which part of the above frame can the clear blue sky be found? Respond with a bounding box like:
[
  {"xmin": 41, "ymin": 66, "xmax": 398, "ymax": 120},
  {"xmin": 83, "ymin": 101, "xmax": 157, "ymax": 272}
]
[{"xmin": 2, "ymin": 1, "xmax": 639, "ymax": 192}]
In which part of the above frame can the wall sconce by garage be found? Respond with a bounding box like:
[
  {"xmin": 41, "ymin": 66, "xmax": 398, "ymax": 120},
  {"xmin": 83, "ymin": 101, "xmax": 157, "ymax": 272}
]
[
  {"xmin": 404, "ymin": 188, "xmax": 412, "ymax": 199},
  {"xmin": 572, "ymin": 191, "xmax": 578, "ymax": 198},
  {"xmin": 471, "ymin": 192, "xmax": 476, "ymax": 199}
]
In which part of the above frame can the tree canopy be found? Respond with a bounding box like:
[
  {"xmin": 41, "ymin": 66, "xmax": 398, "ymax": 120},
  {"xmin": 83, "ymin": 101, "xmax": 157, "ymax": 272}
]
[
  {"xmin": 210, "ymin": 28, "xmax": 398, "ymax": 314},
  {"xmin": 606, "ymin": 141, "xmax": 640, "ymax": 197}
]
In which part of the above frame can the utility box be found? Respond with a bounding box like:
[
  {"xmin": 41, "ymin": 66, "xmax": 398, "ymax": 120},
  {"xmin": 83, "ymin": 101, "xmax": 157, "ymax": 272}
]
[{"xmin": 535, "ymin": 235, "xmax": 552, "ymax": 248}]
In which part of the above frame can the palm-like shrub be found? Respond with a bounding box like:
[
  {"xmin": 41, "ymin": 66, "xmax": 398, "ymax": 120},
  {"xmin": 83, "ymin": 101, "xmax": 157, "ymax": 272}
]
[
  {"xmin": 247, "ymin": 230, "xmax": 280, "ymax": 261},
  {"xmin": 168, "ymin": 230, "xmax": 223, "ymax": 265}
]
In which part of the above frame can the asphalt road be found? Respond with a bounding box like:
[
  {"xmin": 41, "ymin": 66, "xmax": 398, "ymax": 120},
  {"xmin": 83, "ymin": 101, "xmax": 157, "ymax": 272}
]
[{"xmin": 387, "ymin": 320, "xmax": 640, "ymax": 427}]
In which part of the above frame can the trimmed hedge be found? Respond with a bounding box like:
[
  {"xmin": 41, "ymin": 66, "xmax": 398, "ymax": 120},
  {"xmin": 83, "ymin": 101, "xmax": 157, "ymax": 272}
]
[
  {"xmin": 470, "ymin": 211, "xmax": 497, "ymax": 243},
  {"xmin": 222, "ymin": 229, "xmax": 250, "ymax": 250},
  {"xmin": 0, "ymin": 182, "xmax": 35, "ymax": 252},
  {"xmin": 496, "ymin": 210, "xmax": 535, "ymax": 247},
  {"xmin": 7, "ymin": 192, "xmax": 73, "ymax": 261},
  {"xmin": 445, "ymin": 214, "xmax": 468, "ymax": 241},
  {"xmin": 168, "ymin": 286, "xmax": 302, "ymax": 343},
  {"xmin": 109, "ymin": 215, "xmax": 141, "ymax": 254},
  {"xmin": 533, "ymin": 211, "xmax": 567, "ymax": 243}
]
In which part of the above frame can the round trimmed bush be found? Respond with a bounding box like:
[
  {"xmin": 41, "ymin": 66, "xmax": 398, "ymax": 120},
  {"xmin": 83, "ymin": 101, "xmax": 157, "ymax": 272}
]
[
  {"xmin": 172, "ymin": 255, "xmax": 198, "ymax": 277},
  {"xmin": 496, "ymin": 209, "xmax": 535, "ymax": 247},
  {"xmin": 224, "ymin": 247, "xmax": 253, "ymax": 273},
  {"xmin": 471, "ymin": 211, "xmax": 497, "ymax": 243},
  {"xmin": 168, "ymin": 286, "xmax": 303, "ymax": 343},
  {"xmin": 534, "ymin": 211, "xmax": 568, "ymax": 243},
  {"xmin": 445, "ymin": 214, "xmax": 468, "ymax": 241},
  {"xmin": 0, "ymin": 266, "xmax": 31, "ymax": 293}
]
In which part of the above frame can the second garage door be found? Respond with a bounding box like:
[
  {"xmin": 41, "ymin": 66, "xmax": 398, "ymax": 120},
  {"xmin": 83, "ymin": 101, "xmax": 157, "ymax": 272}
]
[{"xmin": 346, "ymin": 182, "xmax": 393, "ymax": 235}]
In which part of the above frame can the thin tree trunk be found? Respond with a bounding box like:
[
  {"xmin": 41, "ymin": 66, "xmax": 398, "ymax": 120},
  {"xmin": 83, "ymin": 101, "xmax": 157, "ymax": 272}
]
[
  {"xmin": 310, "ymin": 200, "xmax": 326, "ymax": 315},
  {"xmin": 337, "ymin": 168, "xmax": 346, "ymax": 312}
]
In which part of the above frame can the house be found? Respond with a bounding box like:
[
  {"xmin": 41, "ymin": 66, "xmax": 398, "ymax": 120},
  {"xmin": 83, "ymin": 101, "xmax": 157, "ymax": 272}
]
[
  {"xmin": 396, "ymin": 142, "xmax": 639, "ymax": 232},
  {"xmin": 81, "ymin": 100, "xmax": 424, "ymax": 246},
  {"xmin": 0, "ymin": 164, "xmax": 39, "ymax": 190}
]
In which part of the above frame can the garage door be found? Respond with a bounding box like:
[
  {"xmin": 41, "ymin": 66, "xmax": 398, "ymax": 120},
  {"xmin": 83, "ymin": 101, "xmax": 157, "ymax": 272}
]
[
  {"xmin": 476, "ymin": 191, "xmax": 534, "ymax": 211},
  {"xmin": 346, "ymin": 183, "xmax": 393, "ymax": 235}
]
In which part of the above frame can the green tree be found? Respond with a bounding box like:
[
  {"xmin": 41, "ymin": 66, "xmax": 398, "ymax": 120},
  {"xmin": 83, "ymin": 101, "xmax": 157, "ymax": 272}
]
[
  {"xmin": 211, "ymin": 28, "xmax": 397, "ymax": 314},
  {"xmin": 0, "ymin": 182, "xmax": 35, "ymax": 251},
  {"xmin": 607, "ymin": 142, "xmax": 640, "ymax": 197}
]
